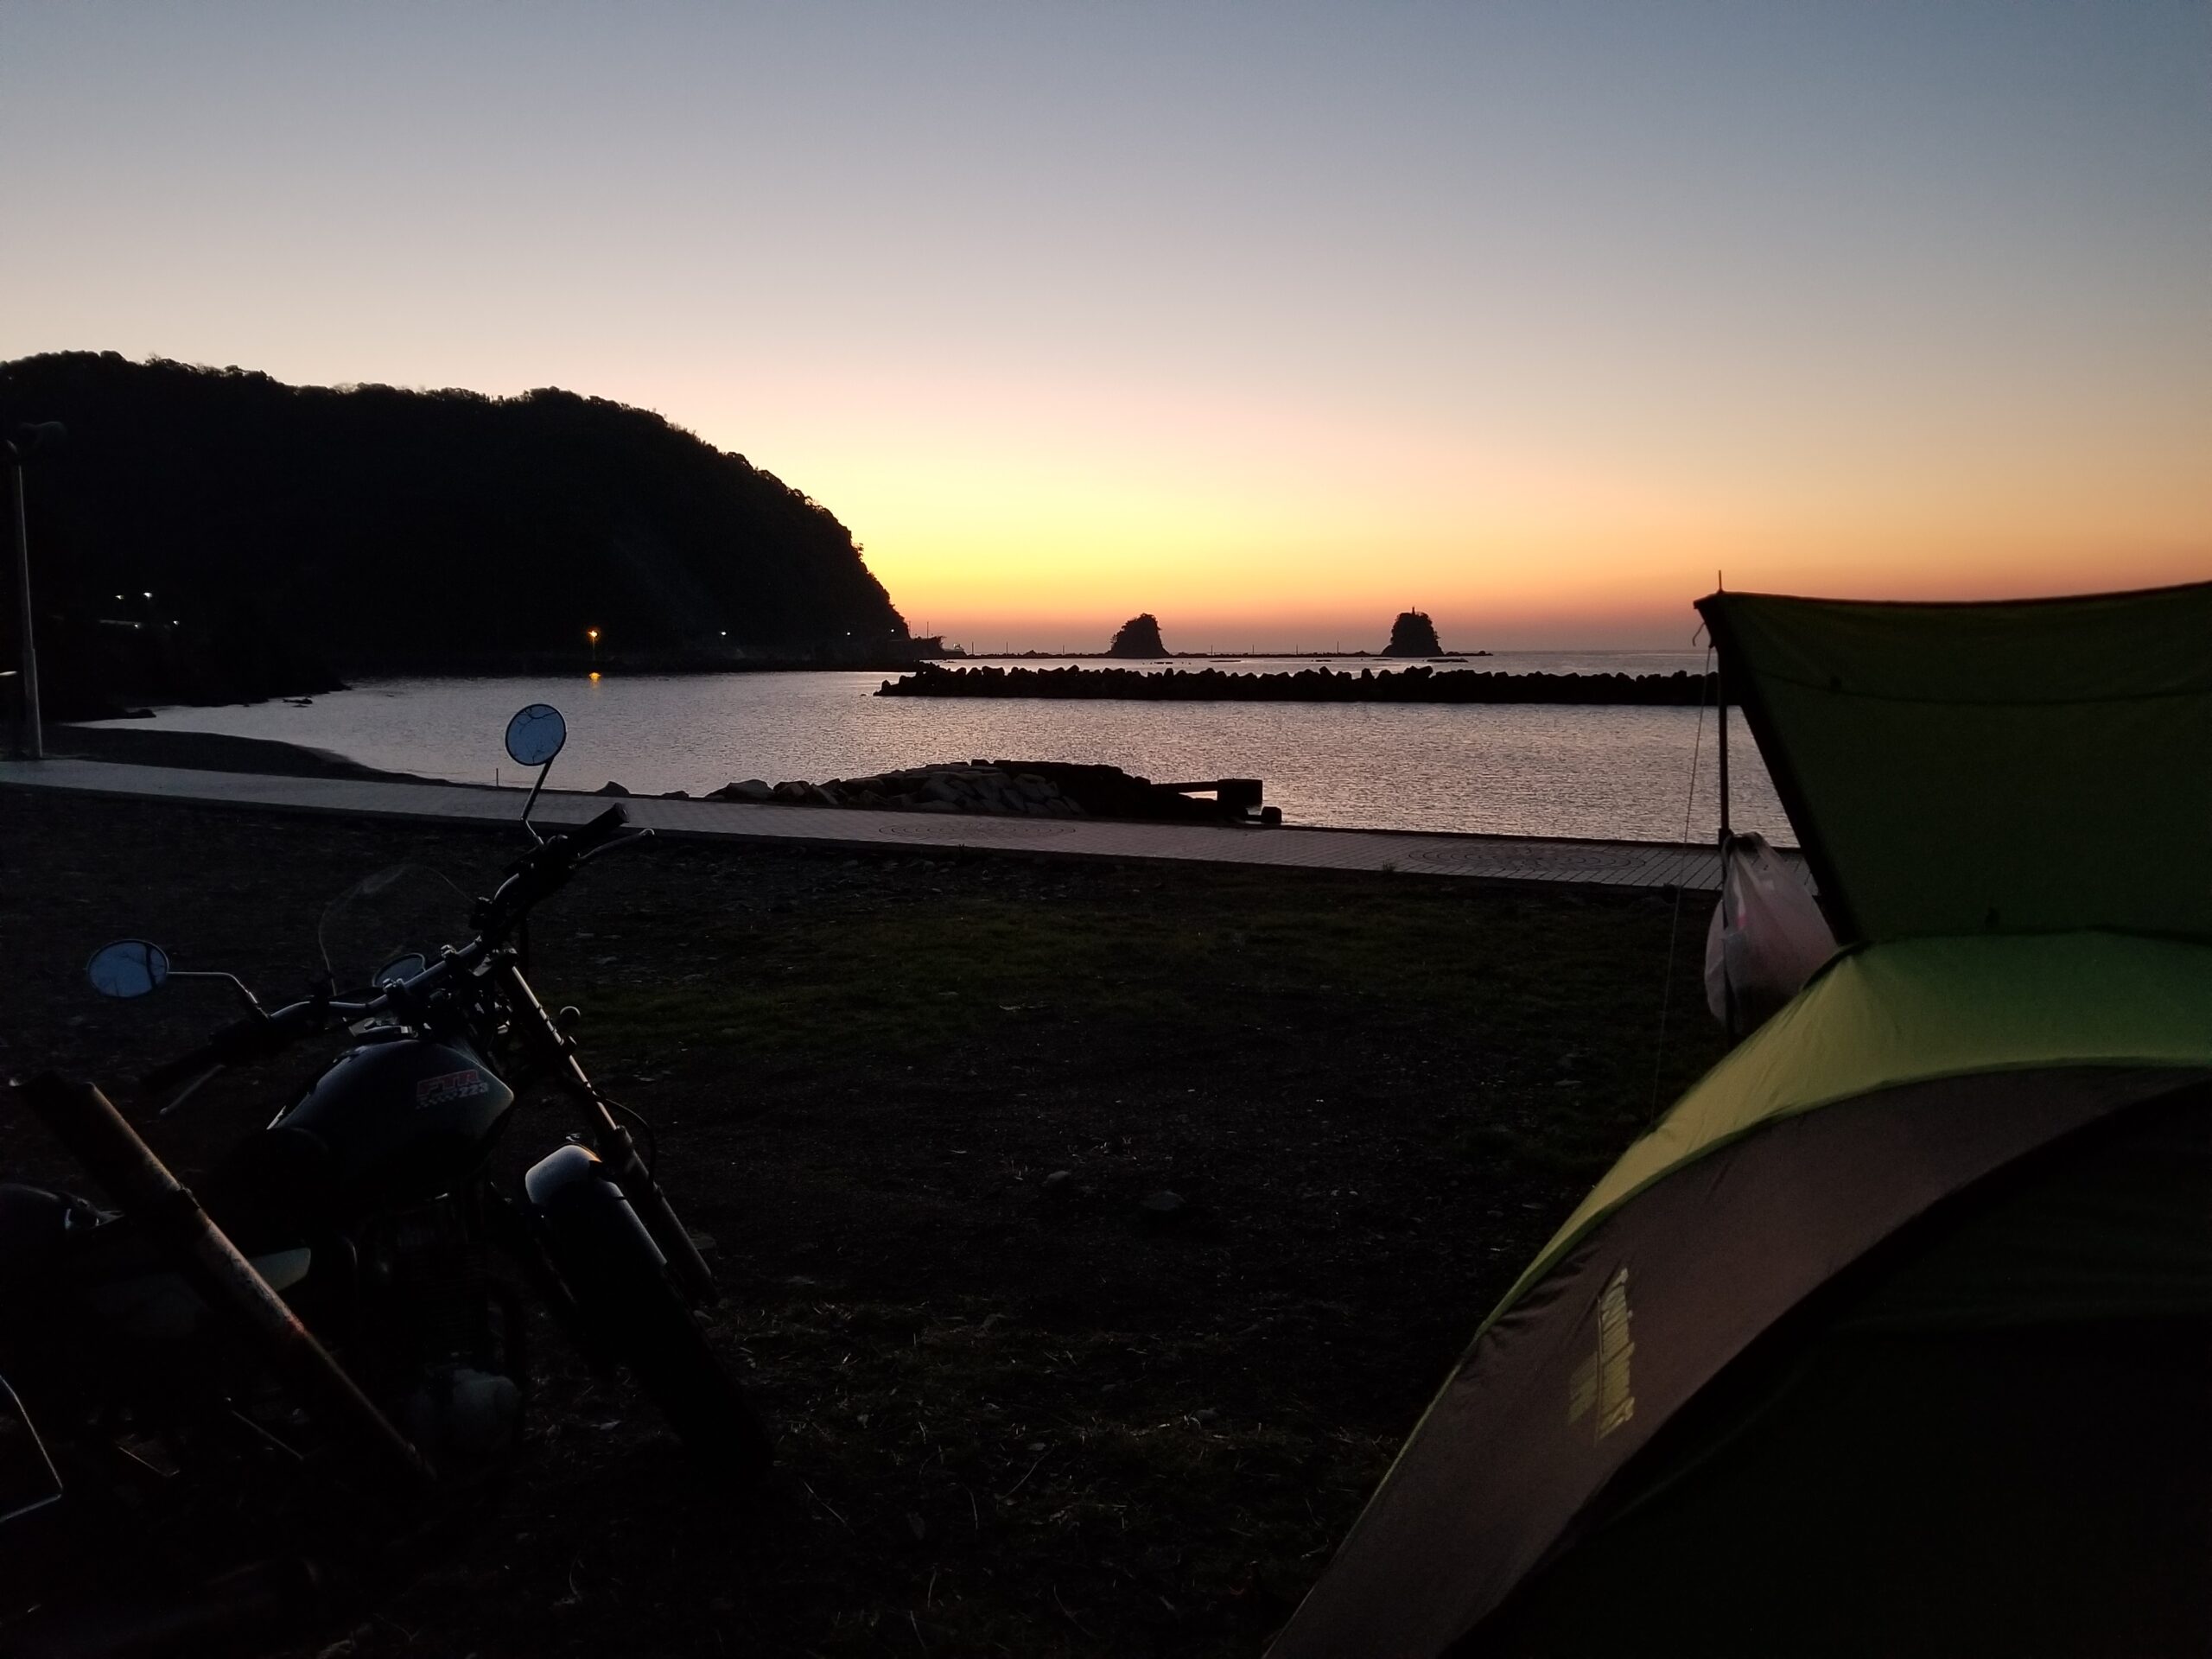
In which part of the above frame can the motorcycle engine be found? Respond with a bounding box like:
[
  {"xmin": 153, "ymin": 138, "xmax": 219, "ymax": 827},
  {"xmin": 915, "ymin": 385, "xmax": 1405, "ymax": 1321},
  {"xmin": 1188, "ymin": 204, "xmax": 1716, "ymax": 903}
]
[
  {"xmin": 402, "ymin": 1365, "xmax": 521, "ymax": 1465},
  {"xmin": 361, "ymin": 1198, "xmax": 524, "ymax": 1471}
]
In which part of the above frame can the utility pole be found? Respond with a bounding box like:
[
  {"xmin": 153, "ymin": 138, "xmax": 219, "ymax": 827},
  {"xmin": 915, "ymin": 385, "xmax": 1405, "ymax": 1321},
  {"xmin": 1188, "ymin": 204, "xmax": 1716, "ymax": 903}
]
[{"xmin": 5, "ymin": 423, "xmax": 65, "ymax": 760}]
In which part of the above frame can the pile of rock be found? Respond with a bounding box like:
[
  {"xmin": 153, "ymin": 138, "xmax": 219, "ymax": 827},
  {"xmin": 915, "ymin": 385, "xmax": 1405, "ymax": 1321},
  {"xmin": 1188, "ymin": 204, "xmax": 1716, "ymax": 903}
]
[
  {"xmin": 704, "ymin": 763, "xmax": 1085, "ymax": 818},
  {"xmin": 692, "ymin": 760, "xmax": 1265, "ymax": 823}
]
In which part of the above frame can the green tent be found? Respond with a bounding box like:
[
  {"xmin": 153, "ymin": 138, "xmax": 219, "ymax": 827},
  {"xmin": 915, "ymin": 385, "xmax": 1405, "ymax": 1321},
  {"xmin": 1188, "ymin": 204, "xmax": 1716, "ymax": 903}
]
[{"xmin": 1269, "ymin": 582, "xmax": 2212, "ymax": 1657}]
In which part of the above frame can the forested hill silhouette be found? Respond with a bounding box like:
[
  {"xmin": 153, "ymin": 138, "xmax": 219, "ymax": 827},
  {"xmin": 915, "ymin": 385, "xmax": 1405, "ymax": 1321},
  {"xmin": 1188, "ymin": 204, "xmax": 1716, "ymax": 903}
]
[{"xmin": 0, "ymin": 353, "xmax": 912, "ymax": 714}]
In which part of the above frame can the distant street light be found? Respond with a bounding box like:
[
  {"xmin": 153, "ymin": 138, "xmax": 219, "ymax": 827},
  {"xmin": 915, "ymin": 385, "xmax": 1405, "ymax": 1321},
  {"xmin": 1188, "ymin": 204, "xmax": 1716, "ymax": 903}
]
[
  {"xmin": 4, "ymin": 423, "xmax": 66, "ymax": 760},
  {"xmin": 587, "ymin": 626, "xmax": 600, "ymax": 666}
]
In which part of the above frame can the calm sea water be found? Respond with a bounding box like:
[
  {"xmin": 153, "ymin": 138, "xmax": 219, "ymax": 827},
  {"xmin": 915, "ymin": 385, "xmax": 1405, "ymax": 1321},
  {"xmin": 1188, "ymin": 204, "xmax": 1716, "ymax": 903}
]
[{"xmin": 98, "ymin": 653, "xmax": 1790, "ymax": 843}]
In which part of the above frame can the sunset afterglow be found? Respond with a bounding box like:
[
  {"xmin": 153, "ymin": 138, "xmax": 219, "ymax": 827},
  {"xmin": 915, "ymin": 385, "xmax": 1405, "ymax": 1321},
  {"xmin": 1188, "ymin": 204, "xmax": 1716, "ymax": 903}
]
[{"xmin": 3, "ymin": 2, "xmax": 2204, "ymax": 648}]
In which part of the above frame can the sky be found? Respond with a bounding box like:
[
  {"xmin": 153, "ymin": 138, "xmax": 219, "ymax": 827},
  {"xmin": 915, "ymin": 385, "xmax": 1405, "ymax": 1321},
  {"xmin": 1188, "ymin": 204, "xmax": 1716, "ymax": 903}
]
[{"xmin": 3, "ymin": 1, "xmax": 2207, "ymax": 650}]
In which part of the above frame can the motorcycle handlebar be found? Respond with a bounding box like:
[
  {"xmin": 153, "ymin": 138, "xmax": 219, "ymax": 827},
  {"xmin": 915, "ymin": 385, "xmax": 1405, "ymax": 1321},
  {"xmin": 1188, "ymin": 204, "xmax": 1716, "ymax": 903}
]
[
  {"xmin": 564, "ymin": 802, "xmax": 634, "ymax": 858},
  {"xmin": 141, "ymin": 804, "xmax": 641, "ymax": 1096},
  {"xmin": 482, "ymin": 804, "xmax": 635, "ymax": 936}
]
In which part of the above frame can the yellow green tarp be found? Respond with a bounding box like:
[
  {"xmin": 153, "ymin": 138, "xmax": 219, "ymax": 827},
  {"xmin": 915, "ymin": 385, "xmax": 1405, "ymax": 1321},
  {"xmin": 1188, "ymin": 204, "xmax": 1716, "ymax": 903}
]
[{"xmin": 1700, "ymin": 582, "xmax": 2212, "ymax": 944}]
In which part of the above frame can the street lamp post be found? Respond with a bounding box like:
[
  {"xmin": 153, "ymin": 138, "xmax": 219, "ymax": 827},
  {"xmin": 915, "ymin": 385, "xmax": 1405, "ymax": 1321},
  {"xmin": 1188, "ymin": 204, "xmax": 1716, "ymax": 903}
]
[
  {"xmin": 5, "ymin": 423, "xmax": 65, "ymax": 761},
  {"xmin": 587, "ymin": 626, "xmax": 600, "ymax": 666}
]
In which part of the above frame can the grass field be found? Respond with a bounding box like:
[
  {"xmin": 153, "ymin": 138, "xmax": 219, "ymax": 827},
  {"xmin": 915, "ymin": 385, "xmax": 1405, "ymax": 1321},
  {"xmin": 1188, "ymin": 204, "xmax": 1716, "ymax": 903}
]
[{"xmin": 0, "ymin": 789, "xmax": 1726, "ymax": 1656}]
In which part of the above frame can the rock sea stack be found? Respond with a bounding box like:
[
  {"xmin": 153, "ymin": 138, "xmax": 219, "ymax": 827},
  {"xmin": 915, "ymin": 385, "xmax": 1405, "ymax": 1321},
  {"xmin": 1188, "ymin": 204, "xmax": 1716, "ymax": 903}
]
[
  {"xmin": 1108, "ymin": 613, "xmax": 1168, "ymax": 658},
  {"xmin": 1383, "ymin": 610, "xmax": 1443, "ymax": 656}
]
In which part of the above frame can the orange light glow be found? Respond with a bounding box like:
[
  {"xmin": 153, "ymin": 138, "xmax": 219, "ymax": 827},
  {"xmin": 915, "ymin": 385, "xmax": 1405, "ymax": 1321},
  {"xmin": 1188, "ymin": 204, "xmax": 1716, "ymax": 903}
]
[{"xmin": 728, "ymin": 357, "xmax": 2211, "ymax": 652}]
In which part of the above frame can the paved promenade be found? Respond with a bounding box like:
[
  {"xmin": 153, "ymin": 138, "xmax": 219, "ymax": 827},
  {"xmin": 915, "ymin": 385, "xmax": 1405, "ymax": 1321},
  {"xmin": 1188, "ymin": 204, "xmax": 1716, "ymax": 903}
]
[{"xmin": 0, "ymin": 757, "xmax": 1757, "ymax": 892}]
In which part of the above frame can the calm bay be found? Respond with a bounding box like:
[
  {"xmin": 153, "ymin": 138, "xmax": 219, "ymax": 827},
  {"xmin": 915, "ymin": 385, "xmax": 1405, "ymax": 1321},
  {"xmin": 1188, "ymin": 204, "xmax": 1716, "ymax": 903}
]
[{"xmin": 94, "ymin": 653, "xmax": 1789, "ymax": 843}]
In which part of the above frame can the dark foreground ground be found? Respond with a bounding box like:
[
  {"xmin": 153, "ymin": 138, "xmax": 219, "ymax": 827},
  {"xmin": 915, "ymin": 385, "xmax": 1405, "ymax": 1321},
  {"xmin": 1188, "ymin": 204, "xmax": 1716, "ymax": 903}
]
[{"xmin": 0, "ymin": 788, "xmax": 1724, "ymax": 1657}]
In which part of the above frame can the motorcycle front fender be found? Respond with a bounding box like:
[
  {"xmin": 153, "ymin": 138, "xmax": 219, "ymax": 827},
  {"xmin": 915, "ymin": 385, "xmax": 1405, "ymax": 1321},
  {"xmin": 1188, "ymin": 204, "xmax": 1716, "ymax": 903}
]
[
  {"xmin": 522, "ymin": 1144, "xmax": 670, "ymax": 1286},
  {"xmin": 520, "ymin": 1143, "xmax": 677, "ymax": 1373}
]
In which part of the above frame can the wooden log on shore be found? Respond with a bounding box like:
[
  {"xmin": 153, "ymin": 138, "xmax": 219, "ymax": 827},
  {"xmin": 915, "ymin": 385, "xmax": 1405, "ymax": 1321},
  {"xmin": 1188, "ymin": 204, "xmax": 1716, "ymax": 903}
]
[{"xmin": 876, "ymin": 662, "xmax": 1718, "ymax": 706}]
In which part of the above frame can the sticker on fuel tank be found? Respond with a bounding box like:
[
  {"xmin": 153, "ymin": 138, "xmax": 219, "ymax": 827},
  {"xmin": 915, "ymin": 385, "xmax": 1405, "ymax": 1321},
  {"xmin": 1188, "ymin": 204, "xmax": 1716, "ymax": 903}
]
[{"xmin": 416, "ymin": 1068, "xmax": 491, "ymax": 1109}]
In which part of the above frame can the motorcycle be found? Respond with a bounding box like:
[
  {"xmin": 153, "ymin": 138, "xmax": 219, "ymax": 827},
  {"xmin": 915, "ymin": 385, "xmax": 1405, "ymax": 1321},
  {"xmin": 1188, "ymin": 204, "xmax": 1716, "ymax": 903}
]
[{"xmin": 0, "ymin": 703, "xmax": 771, "ymax": 1648}]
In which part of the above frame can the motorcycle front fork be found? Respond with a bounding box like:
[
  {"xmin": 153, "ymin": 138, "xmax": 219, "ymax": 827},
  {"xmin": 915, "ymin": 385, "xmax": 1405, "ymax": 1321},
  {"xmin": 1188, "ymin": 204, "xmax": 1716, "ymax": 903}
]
[{"xmin": 490, "ymin": 957, "xmax": 718, "ymax": 1303}]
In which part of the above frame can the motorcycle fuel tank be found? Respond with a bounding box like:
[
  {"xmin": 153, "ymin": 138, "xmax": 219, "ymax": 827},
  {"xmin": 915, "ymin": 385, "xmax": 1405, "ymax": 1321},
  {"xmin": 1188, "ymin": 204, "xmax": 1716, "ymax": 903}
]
[{"xmin": 273, "ymin": 1039, "xmax": 516, "ymax": 1207}]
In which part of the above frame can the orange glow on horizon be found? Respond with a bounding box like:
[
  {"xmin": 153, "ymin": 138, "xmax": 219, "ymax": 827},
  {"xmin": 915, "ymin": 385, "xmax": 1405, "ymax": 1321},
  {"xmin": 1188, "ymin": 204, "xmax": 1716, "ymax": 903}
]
[
  {"xmin": 711, "ymin": 346, "xmax": 2210, "ymax": 651},
  {"xmin": 8, "ymin": 3, "xmax": 2205, "ymax": 652},
  {"xmin": 825, "ymin": 436, "xmax": 2209, "ymax": 650}
]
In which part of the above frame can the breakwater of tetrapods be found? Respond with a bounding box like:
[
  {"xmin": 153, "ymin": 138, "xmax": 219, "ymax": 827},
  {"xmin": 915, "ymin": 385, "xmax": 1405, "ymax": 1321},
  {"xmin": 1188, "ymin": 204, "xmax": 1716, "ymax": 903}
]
[{"xmin": 879, "ymin": 662, "xmax": 1718, "ymax": 706}]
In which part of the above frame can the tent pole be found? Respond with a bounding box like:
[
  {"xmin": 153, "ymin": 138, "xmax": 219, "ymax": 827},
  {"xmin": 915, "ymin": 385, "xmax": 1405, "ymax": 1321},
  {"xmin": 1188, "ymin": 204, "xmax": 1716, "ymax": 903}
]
[
  {"xmin": 1714, "ymin": 571, "xmax": 1732, "ymax": 847},
  {"xmin": 1717, "ymin": 685, "xmax": 1738, "ymax": 1044},
  {"xmin": 1717, "ymin": 677, "xmax": 1732, "ymax": 842},
  {"xmin": 1713, "ymin": 575, "xmax": 1738, "ymax": 1044}
]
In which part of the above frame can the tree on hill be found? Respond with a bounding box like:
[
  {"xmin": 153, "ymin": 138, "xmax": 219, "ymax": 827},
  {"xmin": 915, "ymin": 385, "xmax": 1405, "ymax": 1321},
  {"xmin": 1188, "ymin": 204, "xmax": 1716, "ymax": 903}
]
[
  {"xmin": 0, "ymin": 352, "xmax": 912, "ymax": 711},
  {"xmin": 1108, "ymin": 613, "xmax": 1167, "ymax": 657},
  {"xmin": 1383, "ymin": 609, "xmax": 1442, "ymax": 656}
]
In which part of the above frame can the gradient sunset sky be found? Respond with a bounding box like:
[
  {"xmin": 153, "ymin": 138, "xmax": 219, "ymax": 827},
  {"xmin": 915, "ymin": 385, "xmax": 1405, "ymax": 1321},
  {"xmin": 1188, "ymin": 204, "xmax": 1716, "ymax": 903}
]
[{"xmin": 4, "ymin": 2, "xmax": 2206, "ymax": 649}]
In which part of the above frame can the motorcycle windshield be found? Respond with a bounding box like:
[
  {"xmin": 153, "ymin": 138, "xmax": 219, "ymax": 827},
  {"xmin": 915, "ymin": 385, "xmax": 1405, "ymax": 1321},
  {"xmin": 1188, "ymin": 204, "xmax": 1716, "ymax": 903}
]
[{"xmin": 316, "ymin": 863, "xmax": 472, "ymax": 993}]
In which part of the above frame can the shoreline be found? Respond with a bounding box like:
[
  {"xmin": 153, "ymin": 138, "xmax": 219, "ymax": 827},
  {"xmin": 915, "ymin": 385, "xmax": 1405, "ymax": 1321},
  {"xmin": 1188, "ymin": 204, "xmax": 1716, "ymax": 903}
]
[
  {"xmin": 42, "ymin": 727, "xmax": 1785, "ymax": 859},
  {"xmin": 52, "ymin": 722, "xmax": 427, "ymax": 783},
  {"xmin": 22, "ymin": 737, "xmax": 1774, "ymax": 868}
]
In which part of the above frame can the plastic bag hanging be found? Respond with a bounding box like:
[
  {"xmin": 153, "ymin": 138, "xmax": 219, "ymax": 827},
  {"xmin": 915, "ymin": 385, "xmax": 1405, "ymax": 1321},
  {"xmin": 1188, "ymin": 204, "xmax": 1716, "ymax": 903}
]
[{"xmin": 1705, "ymin": 832, "xmax": 1835, "ymax": 1034}]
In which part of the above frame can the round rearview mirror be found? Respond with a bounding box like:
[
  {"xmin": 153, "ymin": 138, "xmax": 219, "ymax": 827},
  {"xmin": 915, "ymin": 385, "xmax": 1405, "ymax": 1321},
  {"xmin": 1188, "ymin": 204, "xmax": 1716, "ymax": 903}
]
[
  {"xmin": 372, "ymin": 953, "xmax": 428, "ymax": 989},
  {"xmin": 86, "ymin": 939, "xmax": 170, "ymax": 1000},
  {"xmin": 505, "ymin": 703, "xmax": 567, "ymax": 768}
]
